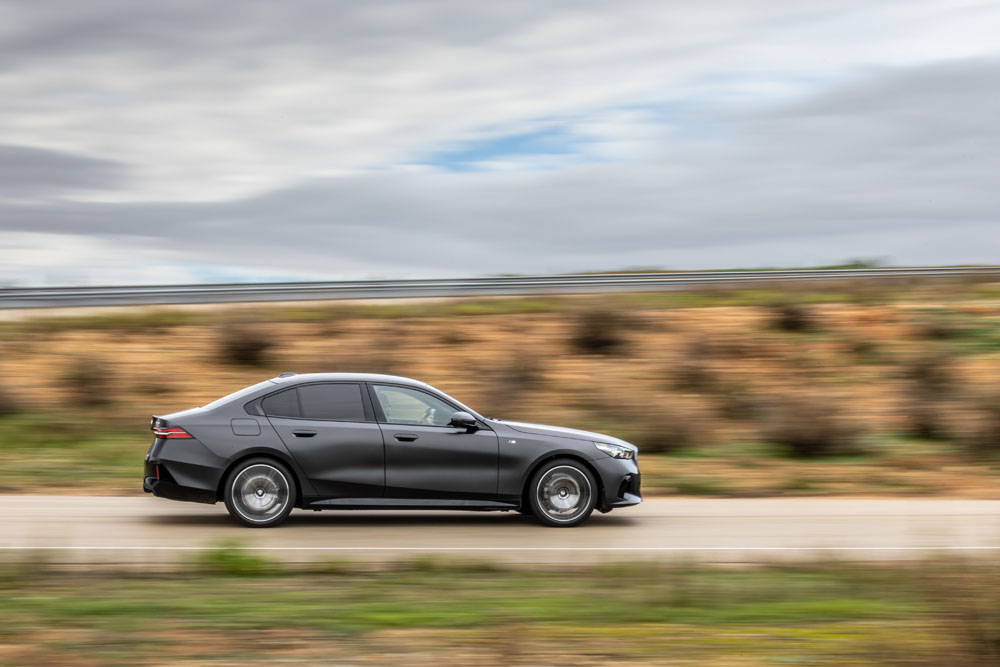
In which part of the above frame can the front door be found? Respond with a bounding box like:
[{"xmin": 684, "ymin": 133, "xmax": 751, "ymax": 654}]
[{"xmin": 370, "ymin": 384, "xmax": 499, "ymax": 500}]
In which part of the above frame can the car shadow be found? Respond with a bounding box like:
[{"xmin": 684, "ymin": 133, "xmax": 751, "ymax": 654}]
[{"xmin": 147, "ymin": 511, "xmax": 637, "ymax": 528}]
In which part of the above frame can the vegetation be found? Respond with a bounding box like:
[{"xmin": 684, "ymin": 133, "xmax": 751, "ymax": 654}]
[
  {"xmin": 2, "ymin": 277, "xmax": 1000, "ymax": 495},
  {"xmin": 218, "ymin": 320, "xmax": 274, "ymax": 367},
  {"xmin": 1, "ymin": 554, "xmax": 1000, "ymax": 664}
]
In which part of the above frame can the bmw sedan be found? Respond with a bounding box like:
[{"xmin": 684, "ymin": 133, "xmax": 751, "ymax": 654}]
[{"xmin": 143, "ymin": 373, "xmax": 641, "ymax": 527}]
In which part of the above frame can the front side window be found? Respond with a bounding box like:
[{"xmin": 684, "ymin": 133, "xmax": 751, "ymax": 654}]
[
  {"xmin": 373, "ymin": 385, "xmax": 455, "ymax": 426},
  {"xmin": 262, "ymin": 384, "xmax": 366, "ymax": 421}
]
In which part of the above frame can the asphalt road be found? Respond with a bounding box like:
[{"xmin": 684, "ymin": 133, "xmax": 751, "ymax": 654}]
[{"xmin": 3, "ymin": 496, "xmax": 1000, "ymax": 565}]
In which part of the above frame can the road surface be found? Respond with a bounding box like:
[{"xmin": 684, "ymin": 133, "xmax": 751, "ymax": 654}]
[{"xmin": 3, "ymin": 496, "xmax": 1000, "ymax": 565}]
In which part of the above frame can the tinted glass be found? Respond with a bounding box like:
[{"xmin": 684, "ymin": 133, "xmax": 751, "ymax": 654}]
[
  {"xmin": 299, "ymin": 384, "xmax": 366, "ymax": 421},
  {"xmin": 262, "ymin": 388, "xmax": 300, "ymax": 418},
  {"xmin": 373, "ymin": 385, "xmax": 454, "ymax": 426}
]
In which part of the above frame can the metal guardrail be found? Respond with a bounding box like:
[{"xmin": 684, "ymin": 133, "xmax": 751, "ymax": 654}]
[{"xmin": 1, "ymin": 267, "xmax": 997, "ymax": 309}]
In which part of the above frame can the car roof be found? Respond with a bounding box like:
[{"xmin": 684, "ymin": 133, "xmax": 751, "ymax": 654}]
[{"xmin": 269, "ymin": 372, "xmax": 432, "ymax": 389}]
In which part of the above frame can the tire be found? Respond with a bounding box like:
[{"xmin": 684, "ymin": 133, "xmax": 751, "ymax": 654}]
[
  {"xmin": 527, "ymin": 458, "xmax": 597, "ymax": 527},
  {"xmin": 223, "ymin": 458, "xmax": 296, "ymax": 528}
]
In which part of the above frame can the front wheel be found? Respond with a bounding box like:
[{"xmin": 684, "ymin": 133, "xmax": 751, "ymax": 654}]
[
  {"xmin": 224, "ymin": 458, "xmax": 296, "ymax": 528},
  {"xmin": 527, "ymin": 459, "xmax": 597, "ymax": 527}
]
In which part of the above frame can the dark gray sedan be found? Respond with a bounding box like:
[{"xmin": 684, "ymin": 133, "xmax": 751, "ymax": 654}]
[{"xmin": 144, "ymin": 373, "xmax": 641, "ymax": 527}]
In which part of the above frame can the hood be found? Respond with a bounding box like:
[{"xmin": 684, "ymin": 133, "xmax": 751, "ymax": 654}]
[{"xmin": 498, "ymin": 420, "xmax": 635, "ymax": 449}]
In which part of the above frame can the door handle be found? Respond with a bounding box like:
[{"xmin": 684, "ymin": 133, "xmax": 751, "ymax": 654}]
[
  {"xmin": 292, "ymin": 430, "xmax": 317, "ymax": 438},
  {"xmin": 394, "ymin": 433, "xmax": 418, "ymax": 442}
]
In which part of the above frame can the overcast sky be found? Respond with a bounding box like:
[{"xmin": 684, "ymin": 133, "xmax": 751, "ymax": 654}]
[{"xmin": 1, "ymin": 0, "xmax": 999, "ymax": 285}]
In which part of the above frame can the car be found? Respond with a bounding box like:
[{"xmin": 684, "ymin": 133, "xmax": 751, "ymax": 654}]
[{"xmin": 143, "ymin": 373, "xmax": 641, "ymax": 527}]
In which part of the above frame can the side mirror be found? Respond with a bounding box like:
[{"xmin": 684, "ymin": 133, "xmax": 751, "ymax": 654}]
[{"xmin": 449, "ymin": 411, "xmax": 478, "ymax": 432}]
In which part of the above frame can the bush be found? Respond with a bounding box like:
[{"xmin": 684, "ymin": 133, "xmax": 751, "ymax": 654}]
[
  {"xmin": 906, "ymin": 398, "xmax": 952, "ymax": 441},
  {"xmin": 960, "ymin": 396, "xmax": 1000, "ymax": 456},
  {"xmin": 61, "ymin": 357, "xmax": 113, "ymax": 406},
  {"xmin": 219, "ymin": 322, "xmax": 273, "ymax": 367},
  {"xmin": 630, "ymin": 399, "xmax": 714, "ymax": 454},
  {"xmin": 906, "ymin": 352, "xmax": 954, "ymax": 394},
  {"xmin": 771, "ymin": 303, "xmax": 814, "ymax": 333},
  {"xmin": 759, "ymin": 392, "xmax": 865, "ymax": 458},
  {"xmin": 670, "ymin": 358, "xmax": 716, "ymax": 392},
  {"xmin": 478, "ymin": 352, "xmax": 544, "ymax": 417},
  {"xmin": 904, "ymin": 352, "xmax": 956, "ymax": 439},
  {"xmin": 0, "ymin": 385, "xmax": 19, "ymax": 417},
  {"xmin": 570, "ymin": 308, "xmax": 627, "ymax": 354}
]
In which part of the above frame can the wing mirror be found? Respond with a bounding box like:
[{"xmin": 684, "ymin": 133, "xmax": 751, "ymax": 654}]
[{"xmin": 449, "ymin": 411, "xmax": 478, "ymax": 432}]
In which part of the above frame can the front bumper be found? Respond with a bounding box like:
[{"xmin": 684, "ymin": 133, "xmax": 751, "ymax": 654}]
[
  {"xmin": 592, "ymin": 456, "xmax": 642, "ymax": 512},
  {"xmin": 605, "ymin": 472, "xmax": 641, "ymax": 508}
]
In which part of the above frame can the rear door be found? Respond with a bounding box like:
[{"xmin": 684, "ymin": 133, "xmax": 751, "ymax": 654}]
[
  {"xmin": 265, "ymin": 382, "xmax": 384, "ymax": 498},
  {"xmin": 370, "ymin": 383, "xmax": 499, "ymax": 501}
]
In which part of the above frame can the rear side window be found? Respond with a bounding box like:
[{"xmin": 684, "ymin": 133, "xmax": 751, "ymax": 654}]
[
  {"xmin": 262, "ymin": 388, "xmax": 300, "ymax": 418},
  {"xmin": 262, "ymin": 384, "xmax": 366, "ymax": 421},
  {"xmin": 299, "ymin": 384, "xmax": 365, "ymax": 421}
]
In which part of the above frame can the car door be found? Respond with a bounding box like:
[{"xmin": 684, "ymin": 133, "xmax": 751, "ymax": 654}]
[
  {"xmin": 370, "ymin": 383, "xmax": 499, "ymax": 501},
  {"xmin": 264, "ymin": 382, "xmax": 385, "ymax": 498}
]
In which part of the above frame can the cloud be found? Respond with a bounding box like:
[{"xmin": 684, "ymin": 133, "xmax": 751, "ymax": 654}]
[
  {"xmin": 0, "ymin": 1, "xmax": 999, "ymax": 283},
  {"xmin": 0, "ymin": 144, "xmax": 128, "ymax": 197}
]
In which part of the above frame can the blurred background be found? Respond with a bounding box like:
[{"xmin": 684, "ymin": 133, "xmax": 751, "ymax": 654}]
[{"xmin": 3, "ymin": 1, "xmax": 1000, "ymax": 664}]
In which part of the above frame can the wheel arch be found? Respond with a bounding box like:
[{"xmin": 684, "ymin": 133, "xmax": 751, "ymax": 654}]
[
  {"xmin": 216, "ymin": 450, "xmax": 304, "ymax": 508},
  {"xmin": 520, "ymin": 453, "xmax": 604, "ymax": 511}
]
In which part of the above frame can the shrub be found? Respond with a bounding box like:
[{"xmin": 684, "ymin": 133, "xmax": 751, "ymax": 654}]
[
  {"xmin": 0, "ymin": 385, "xmax": 19, "ymax": 417},
  {"xmin": 62, "ymin": 357, "xmax": 113, "ymax": 406},
  {"xmin": 904, "ymin": 352, "xmax": 956, "ymax": 439},
  {"xmin": 759, "ymin": 392, "xmax": 865, "ymax": 458},
  {"xmin": 629, "ymin": 399, "xmax": 714, "ymax": 454},
  {"xmin": 670, "ymin": 358, "xmax": 716, "ymax": 393},
  {"xmin": 770, "ymin": 303, "xmax": 814, "ymax": 333},
  {"xmin": 960, "ymin": 395, "xmax": 1000, "ymax": 456},
  {"xmin": 906, "ymin": 352, "xmax": 954, "ymax": 394},
  {"xmin": 478, "ymin": 352, "xmax": 544, "ymax": 418},
  {"xmin": 218, "ymin": 322, "xmax": 273, "ymax": 367},
  {"xmin": 570, "ymin": 308, "xmax": 627, "ymax": 354},
  {"xmin": 906, "ymin": 398, "xmax": 952, "ymax": 441}
]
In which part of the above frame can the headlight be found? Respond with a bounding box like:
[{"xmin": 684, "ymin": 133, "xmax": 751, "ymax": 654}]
[{"xmin": 594, "ymin": 442, "xmax": 634, "ymax": 459}]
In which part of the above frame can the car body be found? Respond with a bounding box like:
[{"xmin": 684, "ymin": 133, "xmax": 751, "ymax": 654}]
[{"xmin": 143, "ymin": 373, "xmax": 641, "ymax": 527}]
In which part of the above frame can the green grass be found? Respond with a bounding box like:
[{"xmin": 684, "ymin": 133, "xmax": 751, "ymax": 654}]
[
  {"xmin": 0, "ymin": 557, "xmax": 925, "ymax": 634},
  {"xmin": 2, "ymin": 555, "xmax": 996, "ymax": 664},
  {"xmin": 0, "ymin": 412, "xmax": 143, "ymax": 491}
]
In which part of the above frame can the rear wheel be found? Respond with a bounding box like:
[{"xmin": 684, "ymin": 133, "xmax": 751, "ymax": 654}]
[
  {"xmin": 527, "ymin": 459, "xmax": 597, "ymax": 527},
  {"xmin": 223, "ymin": 458, "xmax": 296, "ymax": 528}
]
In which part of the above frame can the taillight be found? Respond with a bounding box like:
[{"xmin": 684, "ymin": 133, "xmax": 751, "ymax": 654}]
[{"xmin": 153, "ymin": 426, "xmax": 193, "ymax": 439}]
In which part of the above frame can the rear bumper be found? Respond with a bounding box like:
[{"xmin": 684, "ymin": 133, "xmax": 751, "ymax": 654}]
[
  {"xmin": 143, "ymin": 457, "xmax": 216, "ymax": 504},
  {"xmin": 143, "ymin": 476, "xmax": 216, "ymax": 504}
]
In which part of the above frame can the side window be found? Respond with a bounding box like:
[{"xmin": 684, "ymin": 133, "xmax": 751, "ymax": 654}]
[
  {"xmin": 299, "ymin": 384, "xmax": 365, "ymax": 422},
  {"xmin": 373, "ymin": 385, "xmax": 455, "ymax": 426},
  {"xmin": 262, "ymin": 388, "xmax": 300, "ymax": 418}
]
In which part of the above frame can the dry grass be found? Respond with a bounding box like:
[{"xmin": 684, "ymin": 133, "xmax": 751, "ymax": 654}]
[{"xmin": 2, "ymin": 286, "xmax": 1000, "ymax": 494}]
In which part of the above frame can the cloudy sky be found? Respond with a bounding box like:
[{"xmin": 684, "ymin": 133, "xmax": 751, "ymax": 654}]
[{"xmin": 1, "ymin": 0, "xmax": 999, "ymax": 285}]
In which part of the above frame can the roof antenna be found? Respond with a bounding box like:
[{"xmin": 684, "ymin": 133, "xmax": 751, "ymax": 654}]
[{"xmin": 277, "ymin": 372, "xmax": 297, "ymax": 378}]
